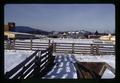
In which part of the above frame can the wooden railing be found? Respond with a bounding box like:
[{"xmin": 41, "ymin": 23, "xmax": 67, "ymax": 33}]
[
  {"xmin": 4, "ymin": 40, "xmax": 115, "ymax": 55},
  {"xmin": 4, "ymin": 44, "xmax": 55, "ymax": 79},
  {"xmin": 74, "ymin": 62, "xmax": 115, "ymax": 79}
]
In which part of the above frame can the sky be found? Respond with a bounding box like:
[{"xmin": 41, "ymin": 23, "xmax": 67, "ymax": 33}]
[{"xmin": 4, "ymin": 4, "xmax": 115, "ymax": 33}]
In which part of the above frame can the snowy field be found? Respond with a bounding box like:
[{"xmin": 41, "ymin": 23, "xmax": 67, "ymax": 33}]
[
  {"xmin": 15, "ymin": 38, "xmax": 95, "ymax": 43},
  {"xmin": 4, "ymin": 50, "xmax": 34, "ymax": 73},
  {"xmin": 14, "ymin": 38, "xmax": 114, "ymax": 44}
]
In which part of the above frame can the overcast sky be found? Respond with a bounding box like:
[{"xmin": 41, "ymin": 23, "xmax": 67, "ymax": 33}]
[{"xmin": 4, "ymin": 4, "xmax": 115, "ymax": 33}]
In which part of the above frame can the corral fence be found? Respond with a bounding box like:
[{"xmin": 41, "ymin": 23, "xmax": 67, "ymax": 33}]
[
  {"xmin": 4, "ymin": 39, "xmax": 115, "ymax": 55},
  {"xmin": 5, "ymin": 44, "xmax": 55, "ymax": 79}
]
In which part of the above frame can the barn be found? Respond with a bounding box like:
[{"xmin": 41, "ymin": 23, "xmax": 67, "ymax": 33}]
[{"xmin": 4, "ymin": 31, "xmax": 35, "ymax": 39}]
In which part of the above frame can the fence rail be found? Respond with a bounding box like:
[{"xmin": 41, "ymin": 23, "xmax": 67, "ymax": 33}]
[
  {"xmin": 5, "ymin": 44, "xmax": 55, "ymax": 79},
  {"xmin": 4, "ymin": 40, "xmax": 115, "ymax": 55}
]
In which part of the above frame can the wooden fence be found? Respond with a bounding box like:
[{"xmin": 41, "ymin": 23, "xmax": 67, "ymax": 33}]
[
  {"xmin": 5, "ymin": 44, "xmax": 55, "ymax": 79},
  {"xmin": 4, "ymin": 40, "xmax": 115, "ymax": 55},
  {"xmin": 53, "ymin": 43, "xmax": 115, "ymax": 55}
]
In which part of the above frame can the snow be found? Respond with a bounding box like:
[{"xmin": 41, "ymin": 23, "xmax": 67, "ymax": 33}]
[
  {"xmin": 42, "ymin": 54, "xmax": 77, "ymax": 79},
  {"xmin": 4, "ymin": 50, "xmax": 34, "ymax": 73},
  {"xmin": 15, "ymin": 38, "xmax": 95, "ymax": 43},
  {"xmin": 61, "ymin": 74, "xmax": 68, "ymax": 78},
  {"xmin": 56, "ymin": 68, "xmax": 63, "ymax": 74},
  {"xmin": 14, "ymin": 38, "xmax": 115, "ymax": 45},
  {"xmin": 101, "ymin": 68, "xmax": 115, "ymax": 79},
  {"xmin": 73, "ymin": 54, "xmax": 115, "ymax": 69}
]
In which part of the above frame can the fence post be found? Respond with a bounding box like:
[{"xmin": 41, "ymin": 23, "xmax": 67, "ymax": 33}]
[
  {"xmin": 49, "ymin": 44, "xmax": 54, "ymax": 67},
  {"xmin": 30, "ymin": 37, "xmax": 32, "ymax": 50},
  {"xmin": 91, "ymin": 44, "xmax": 93, "ymax": 55},
  {"xmin": 48, "ymin": 46, "xmax": 52, "ymax": 62},
  {"xmin": 53, "ymin": 43, "xmax": 56, "ymax": 53},
  {"xmin": 48, "ymin": 39, "xmax": 50, "ymax": 47},
  {"xmin": 34, "ymin": 53, "xmax": 40, "ymax": 78},
  {"xmin": 96, "ymin": 45, "xmax": 99, "ymax": 55},
  {"xmin": 6, "ymin": 39, "xmax": 10, "ymax": 50},
  {"xmin": 13, "ymin": 38, "xmax": 15, "ymax": 49},
  {"xmin": 72, "ymin": 43, "xmax": 74, "ymax": 54},
  {"xmin": 9, "ymin": 39, "xmax": 13, "ymax": 50},
  {"xmin": 52, "ymin": 43, "xmax": 54, "ymax": 54}
]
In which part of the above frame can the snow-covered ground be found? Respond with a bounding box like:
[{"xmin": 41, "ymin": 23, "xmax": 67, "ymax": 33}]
[
  {"xmin": 15, "ymin": 38, "xmax": 95, "ymax": 43},
  {"xmin": 73, "ymin": 54, "xmax": 115, "ymax": 69},
  {"xmin": 102, "ymin": 68, "xmax": 115, "ymax": 79},
  {"xmin": 14, "ymin": 38, "xmax": 115, "ymax": 44},
  {"xmin": 42, "ymin": 54, "xmax": 77, "ymax": 79},
  {"xmin": 4, "ymin": 50, "xmax": 34, "ymax": 73}
]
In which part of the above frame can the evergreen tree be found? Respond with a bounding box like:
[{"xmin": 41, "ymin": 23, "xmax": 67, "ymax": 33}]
[{"xmin": 95, "ymin": 30, "xmax": 99, "ymax": 35}]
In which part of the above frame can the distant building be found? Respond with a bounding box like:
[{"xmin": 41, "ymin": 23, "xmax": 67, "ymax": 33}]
[
  {"xmin": 4, "ymin": 25, "xmax": 9, "ymax": 31},
  {"xmin": 88, "ymin": 35, "xmax": 101, "ymax": 39},
  {"xmin": 4, "ymin": 22, "xmax": 36, "ymax": 39},
  {"xmin": 4, "ymin": 31, "xmax": 35, "ymax": 39},
  {"xmin": 4, "ymin": 22, "xmax": 15, "ymax": 32},
  {"xmin": 111, "ymin": 36, "xmax": 115, "ymax": 41},
  {"xmin": 4, "ymin": 22, "xmax": 16, "ymax": 39},
  {"xmin": 99, "ymin": 34, "xmax": 115, "ymax": 44},
  {"xmin": 58, "ymin": 31, "xmax": 86, "ymax": 39},
  {"xmin": 8, "ymin": 22, "xmax": 15, "ymax": 31},
  {"xmin": 99, "ymin": 34, "xmax": 113, "ymax": 41}
]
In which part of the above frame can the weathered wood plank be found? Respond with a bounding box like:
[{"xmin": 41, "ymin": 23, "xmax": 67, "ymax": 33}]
[{"xmin": 74, "ymin": 62, "xmax": 108, "ymax": 79}]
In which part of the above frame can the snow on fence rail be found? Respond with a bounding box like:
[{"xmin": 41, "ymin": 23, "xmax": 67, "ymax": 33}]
[
  {"xmin": 4, "ymin": 45, "xmax": 55, "ymax": 79},
  {"xmin": 4, "ymin": 40, "xmax": 115, "ymax": 55}
]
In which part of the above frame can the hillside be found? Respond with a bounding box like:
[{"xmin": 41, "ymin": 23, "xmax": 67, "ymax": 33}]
[{"xmin": 13, "ymin": 26, "xmax": 50, "ymax": 35}]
